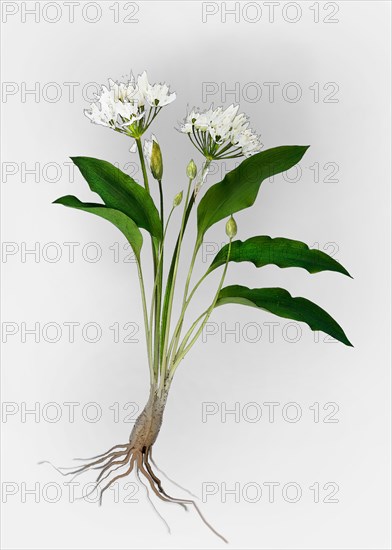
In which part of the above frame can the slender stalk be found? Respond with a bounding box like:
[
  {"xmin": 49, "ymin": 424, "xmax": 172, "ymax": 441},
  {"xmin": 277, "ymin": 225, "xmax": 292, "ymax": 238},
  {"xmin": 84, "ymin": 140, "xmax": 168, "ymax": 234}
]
[
  {"xmin": 166, "ymin": 242, "xmax": 198, "ymax": 362},
  {"xmin": 136, "ymin": 138, "xmax": 150, "ymax": 194},
  {"xmin": 136, "ymin": 261, "xmax": 154, "ymax": 384},
  {"xmin": 185, "ymin": 269, "xmax": 211, "ymax": 307},
  {"xmin": 135, "ymin": 137, "xmax": 160, "ymax": 380},
  {"xmin": 159, "ymin": 177, "xmax": 193, "ymax": 390},
  {"xmin": 169, "ymin": 240, "xmax": 232, "ymax": 380},
  {"xmin": 159, "ymin": 195, "xmax": 195, "ymax": 366},
  {"xmin": 167, "ymin": 265, "xmax": 210, "ymax": 360},
  {"xmin": 149, "ymin": 207, "xmax": 174, "ymax": 331},
  {"xmin": 158, "ymin": 179, "xmax": 164, "ymax": 229},
  {"xmin": 148, "ymin": 206, "xmax": 174, "ymax": 376},
  {"xmin": 174, "ymin": 308, "xmax": 209, "ymax": 360},
  {"xmin": 166, "ymin": 160, "xmax": 211, "ymax": 363},
  {"xmin": 170, "ymin": 263, "xmax": 216, "ymax": 359},
  {"xmin": 153, "ymin": 180, "xmax": 165, "ymax": 378}
]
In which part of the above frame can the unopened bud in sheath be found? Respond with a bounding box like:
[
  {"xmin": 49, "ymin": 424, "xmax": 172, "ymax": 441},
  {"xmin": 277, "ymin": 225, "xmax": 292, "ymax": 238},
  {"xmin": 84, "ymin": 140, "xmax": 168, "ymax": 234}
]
[
  {"xmin": 144, "ymin": 135, "xmax": 163, "ymax": 181},
  {"xmin": 225, "ymin": 215, "xmax": 237, "ymax": 238},
  {"xmin": 173, "ymin": 191, "xmax": 183, "ymax": 207},
  {"xmin": 186, "ymin": 159, "xmax": 197, "ymax": 180}
]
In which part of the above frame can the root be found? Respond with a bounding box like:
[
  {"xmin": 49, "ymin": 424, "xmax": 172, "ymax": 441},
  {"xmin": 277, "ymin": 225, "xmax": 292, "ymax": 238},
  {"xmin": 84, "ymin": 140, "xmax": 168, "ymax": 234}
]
[
  {"xmin": 135, "ymin": 467, "xmax": 171, "ymax": 534},
  {"xmin": 148, "ymin": 448, "xmax": 198, "ymax": 500},
  {"xmin": 40, "ymin": 443, "xmax": 227, "ymax": 543},
  {"xmin": 73, "ymin": 444, "xmax": 128, "ymax": 461},
  {"xmin": 143, "ymin": 450, "xmax": 228, "ymax": 543},
  {"xmin": 99, "ymin": 455, "xmax": 136, "ymax": 505},
  {"xmin": 141, "ymin": 452, "xmax": 188, "ymax": 511}
]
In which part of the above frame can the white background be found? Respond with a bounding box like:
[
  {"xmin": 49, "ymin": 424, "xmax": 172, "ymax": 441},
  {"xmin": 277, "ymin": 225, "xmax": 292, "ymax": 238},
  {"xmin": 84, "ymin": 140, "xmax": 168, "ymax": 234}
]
[{"xmin": 1, "ymin": 1, "xmax": 391, "ymax": 549}]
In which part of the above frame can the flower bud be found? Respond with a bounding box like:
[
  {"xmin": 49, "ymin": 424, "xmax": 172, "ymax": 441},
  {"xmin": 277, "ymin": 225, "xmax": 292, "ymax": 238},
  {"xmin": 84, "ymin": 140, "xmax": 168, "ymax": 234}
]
[
  {"xmin": 186, "ymin": 159, "xmax": 197, "ymax": 180},
  {"xmin": 225, "ymin": 215, "xmax": 237, "ymax": 239},
  {"xmin": 144, "ymin": 135, "xmax": 163, "ymax": 181},
  {"xmin": 173, "ymin": 191, "xmax": 183, "ymax": 207}
]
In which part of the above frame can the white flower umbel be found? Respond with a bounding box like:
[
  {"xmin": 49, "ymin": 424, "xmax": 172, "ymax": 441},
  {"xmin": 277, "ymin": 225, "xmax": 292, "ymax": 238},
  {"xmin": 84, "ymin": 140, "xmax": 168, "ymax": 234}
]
[
  {"xmin": 85, "ymin": 71, "xmax": 176, "ymax": 138},
  {"xmin": 180, "ymin": 104, "xmax": 262, "ymax": 159}
]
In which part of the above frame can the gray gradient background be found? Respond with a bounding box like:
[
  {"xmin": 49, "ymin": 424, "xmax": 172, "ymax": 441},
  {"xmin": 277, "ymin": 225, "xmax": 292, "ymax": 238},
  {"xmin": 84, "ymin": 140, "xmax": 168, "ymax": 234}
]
[{"xmin": 1, "ymin": 1, "xmax": 391, "ymax": 549}]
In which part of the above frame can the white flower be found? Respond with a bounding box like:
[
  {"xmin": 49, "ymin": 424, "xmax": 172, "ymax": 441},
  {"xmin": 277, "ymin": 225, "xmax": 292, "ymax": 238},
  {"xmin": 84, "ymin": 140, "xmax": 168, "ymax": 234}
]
[
  {"xmin": 85, "ymin": 71, "xmax": 176, "ymax": 137},
  {"xmin": 180, "ymin": 104, "xmax": 262, "ymax": 159},
  {"xmin": 85, "ymin": 81, "xmax": 143, "ymax": 132},
  {"xmin": 146, "ymin": 83, "xmax": 176, "ymax": 107},
  {"xmin": 133, "ymin": 71, "xmax": 149, "ymax": 106}
]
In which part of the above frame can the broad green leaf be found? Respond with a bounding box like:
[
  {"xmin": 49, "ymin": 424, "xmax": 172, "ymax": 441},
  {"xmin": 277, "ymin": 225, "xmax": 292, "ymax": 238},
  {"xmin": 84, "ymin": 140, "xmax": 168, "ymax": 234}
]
[
  {"xmin": 53, "ymin": 195, "xmax": 143, "ymax": 261},
  {"xmin": 71, "ymin": 156, "xmax": 162, "ymax": 240},
  {"xmin": 215, "ymin": 285, "xmax": 352, "ymax": 346},
  {"xmin": 197, "ymin": 145, "xmax": 309, "ymax": 243},
  {"xmin": 208, "ymin": 236, "xmax": 351, "ymax": 277}
]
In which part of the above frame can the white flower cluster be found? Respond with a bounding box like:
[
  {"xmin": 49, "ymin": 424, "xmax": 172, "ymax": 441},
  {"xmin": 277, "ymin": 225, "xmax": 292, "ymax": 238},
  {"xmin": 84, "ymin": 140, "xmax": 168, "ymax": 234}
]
[
  {"xmin": 85, "ymin": 72, "xmax": 176, "ymax": 137},
  {"xmin": 180, "ymin": 104, "xmax": 262, "ymax": 159}
]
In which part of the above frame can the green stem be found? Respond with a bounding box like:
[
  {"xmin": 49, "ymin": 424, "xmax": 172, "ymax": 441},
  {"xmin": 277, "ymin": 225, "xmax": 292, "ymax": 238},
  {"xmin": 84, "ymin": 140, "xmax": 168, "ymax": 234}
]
[
  {"xmin": 153, "ymin": 179, "xmax": 164, "ymax": 379},
  {"xmin": 168, "ymin": 267, "xmax": 212, "ymax": 359},
  {"xmin": 168, "ymin": 266, "xmax": 210, "ymax": 358},
  {"xmin": 136, "ymin": 261, "xmax": 153, "ymax": 384},
  {"xmin": 166, "ymin": 160, "xmax": 211, "ymax": 363},
  {"xmin": 166, "ymin": 241, "xmax": 199, "ymax": 362},
  {"xmin": 159, "ymin": 177, "xmax": 193, "ymax": 388},
  {"xmin": 174, "ymin": 308, "xmax": 208, "ymax": 360},
  {"xmin": 135, "ymin": 137, "xmax": 159, "ymax": 381},
  {"xmin": 170, "ymin": 239, "xmax": 232, "ymax": 379},
  {"xmin": 158, "ymin": 179, "xmax": 164, "ymax": 230},
  {"xmin": 149, "ymin": 207, "xmax": 174, "ymax": 333},
  {"xmin": 148, "ymin": 206, "xmax": 174, "ymax": 378},
  {"xmin": 136, "ymin": 138, "xmax": 150, "ymax": 194},
  {"xmin": 159, "ymin": 194, "xmax": 195, "ymax": 366},
  {"xmin": 186, "ymin": 269, "xmax": 211, "ymax": 307}
]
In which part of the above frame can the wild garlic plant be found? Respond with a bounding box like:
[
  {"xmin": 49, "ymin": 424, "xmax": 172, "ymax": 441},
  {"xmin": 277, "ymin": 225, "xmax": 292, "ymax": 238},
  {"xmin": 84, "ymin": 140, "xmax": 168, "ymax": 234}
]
[{"xmin": 50, "ymin": 71, "xmax": 352, "ymax": 541}]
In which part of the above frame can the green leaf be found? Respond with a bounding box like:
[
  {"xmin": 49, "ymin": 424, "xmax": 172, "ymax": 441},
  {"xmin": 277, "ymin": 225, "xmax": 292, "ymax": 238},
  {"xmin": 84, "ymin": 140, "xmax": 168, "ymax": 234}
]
[
  {"xmin": 215, "ymin": 285, "xmax": 352, "ymax": 346},
  {"xmin": 197, "ymin": 145, "xmax": 309, "ymax": 243},
  {"xmin": 53, "ymin": 195, "xmax": 143, "ymax": 261},
  {"xmin": 71, "ymin": 156, "xmax": 162, "ymax": 240},
  {"xmin": 208, "ymin": 236, "xmax": 351, "ymax": 277}
]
